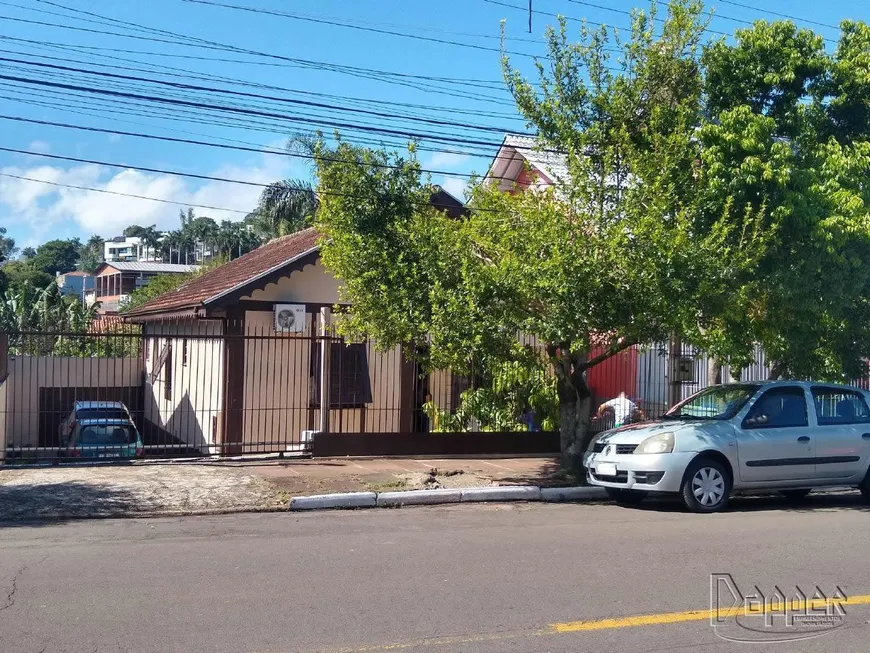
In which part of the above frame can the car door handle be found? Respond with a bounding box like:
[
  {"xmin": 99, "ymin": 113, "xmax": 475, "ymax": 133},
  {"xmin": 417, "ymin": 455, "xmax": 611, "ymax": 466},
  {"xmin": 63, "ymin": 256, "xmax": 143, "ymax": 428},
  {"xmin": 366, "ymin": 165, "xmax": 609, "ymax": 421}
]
[{"xmin": 797, "ymin": 436, "xmax": 811, "ymax": 442}]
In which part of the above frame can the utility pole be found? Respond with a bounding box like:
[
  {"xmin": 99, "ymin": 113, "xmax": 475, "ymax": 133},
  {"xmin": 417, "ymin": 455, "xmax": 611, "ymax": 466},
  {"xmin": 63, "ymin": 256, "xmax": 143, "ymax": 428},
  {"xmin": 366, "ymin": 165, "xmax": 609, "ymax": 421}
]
[{"xmin": 528, "ymin": 0, "xmax": 533, "ymax": 33}]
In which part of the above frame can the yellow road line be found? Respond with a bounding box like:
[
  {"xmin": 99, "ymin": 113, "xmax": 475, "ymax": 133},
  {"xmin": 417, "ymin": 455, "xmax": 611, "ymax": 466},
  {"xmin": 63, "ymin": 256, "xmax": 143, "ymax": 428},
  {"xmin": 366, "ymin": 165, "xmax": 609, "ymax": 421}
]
[
  {"xmin": 318, "ymin": 594, "xmax": 870, "ymax": 652},
  {"xmin": 551, "ymin": 594, "xmax": 870, "ymax": 633}
]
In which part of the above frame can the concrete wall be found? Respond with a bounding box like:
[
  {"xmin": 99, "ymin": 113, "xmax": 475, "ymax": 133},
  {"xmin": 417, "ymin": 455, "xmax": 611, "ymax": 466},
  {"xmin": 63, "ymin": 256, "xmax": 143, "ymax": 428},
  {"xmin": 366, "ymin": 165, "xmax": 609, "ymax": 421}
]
[
  {"xmin": 144, "ymin": 321, "xmax": 225, "ymax": 453},
  {"xmin": 1, "ymin": 356, "xmax": 142, "ymax": 451}
]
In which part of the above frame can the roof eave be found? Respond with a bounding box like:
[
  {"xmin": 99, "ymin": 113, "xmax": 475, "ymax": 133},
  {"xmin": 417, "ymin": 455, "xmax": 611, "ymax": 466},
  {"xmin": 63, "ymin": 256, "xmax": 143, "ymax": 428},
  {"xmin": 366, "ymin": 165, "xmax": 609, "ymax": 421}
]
[{"xmin": 202, "ymin": 245, "xmax": 321, "ymax": 308}]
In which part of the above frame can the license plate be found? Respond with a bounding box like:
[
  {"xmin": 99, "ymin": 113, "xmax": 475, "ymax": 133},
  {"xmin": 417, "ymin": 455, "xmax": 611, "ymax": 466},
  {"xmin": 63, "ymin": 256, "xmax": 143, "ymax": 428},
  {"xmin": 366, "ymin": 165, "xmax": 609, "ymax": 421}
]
[
  {"xmin": 597, "ymin": 462, "xmax": 617, "ymax": 477},
  {"xmin": 98, "ymin": 453, "xmax": 120, "ymax": 458}
]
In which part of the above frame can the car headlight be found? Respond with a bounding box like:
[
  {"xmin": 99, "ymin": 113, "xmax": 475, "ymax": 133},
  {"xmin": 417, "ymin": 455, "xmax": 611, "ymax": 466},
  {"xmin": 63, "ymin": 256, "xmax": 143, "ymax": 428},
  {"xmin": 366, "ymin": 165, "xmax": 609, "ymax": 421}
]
[
  {"xmin": 587, "ymin": 434, "xmax": 604, "ymax": 452},
  {"xmin": 635, "ymin": 432, "xmax": 674, "ymax": 454}
]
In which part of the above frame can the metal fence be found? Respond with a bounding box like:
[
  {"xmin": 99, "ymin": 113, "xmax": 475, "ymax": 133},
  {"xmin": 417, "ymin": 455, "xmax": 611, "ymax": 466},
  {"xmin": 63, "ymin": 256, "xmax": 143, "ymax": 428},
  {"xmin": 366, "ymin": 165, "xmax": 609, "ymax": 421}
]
[{"xmin": 0, "ymin": 321, "xmax": 833, "ymax": 463}]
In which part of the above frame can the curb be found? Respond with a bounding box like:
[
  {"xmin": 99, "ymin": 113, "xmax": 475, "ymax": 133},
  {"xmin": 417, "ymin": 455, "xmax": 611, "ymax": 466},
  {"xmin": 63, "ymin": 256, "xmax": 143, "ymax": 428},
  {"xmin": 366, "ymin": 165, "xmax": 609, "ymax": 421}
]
[
  {"xmin": 290, "ymin": 491, "xmax": 377, "ymax": 511},
  {"xmin": 289, "ymin": 485, "xmax": 607, "ymax": 511}
]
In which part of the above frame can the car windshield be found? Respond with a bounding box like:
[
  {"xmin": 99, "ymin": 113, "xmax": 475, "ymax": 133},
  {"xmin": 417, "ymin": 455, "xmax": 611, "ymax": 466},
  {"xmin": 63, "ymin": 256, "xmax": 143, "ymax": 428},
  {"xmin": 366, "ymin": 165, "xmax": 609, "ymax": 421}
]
[
  {"xmin": 77, "ymin": 408, "xmax": 128, "ymax": 421},
  {"xmin": 77, "ymin": 424, "xmax": 136, "ymax": 445},
  {"xmin": 663, "ymin": 384, "xmax": 761, "ymax": 420}
]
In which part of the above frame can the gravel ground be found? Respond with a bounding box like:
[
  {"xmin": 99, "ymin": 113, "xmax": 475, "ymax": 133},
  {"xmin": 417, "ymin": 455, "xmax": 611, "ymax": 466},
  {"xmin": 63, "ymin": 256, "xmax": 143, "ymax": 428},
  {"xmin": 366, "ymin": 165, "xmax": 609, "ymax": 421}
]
[{"xmin": 0, "ymin": 464, "xmax": 283, "ymax": 521}]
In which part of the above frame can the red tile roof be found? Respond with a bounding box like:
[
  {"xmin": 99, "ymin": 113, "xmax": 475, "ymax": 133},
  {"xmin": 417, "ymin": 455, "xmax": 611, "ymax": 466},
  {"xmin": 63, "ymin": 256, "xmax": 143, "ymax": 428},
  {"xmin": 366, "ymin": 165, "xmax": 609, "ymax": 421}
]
[{"xmin": 124, "ymin": 228, "xmax": 320, "ymax": 320}]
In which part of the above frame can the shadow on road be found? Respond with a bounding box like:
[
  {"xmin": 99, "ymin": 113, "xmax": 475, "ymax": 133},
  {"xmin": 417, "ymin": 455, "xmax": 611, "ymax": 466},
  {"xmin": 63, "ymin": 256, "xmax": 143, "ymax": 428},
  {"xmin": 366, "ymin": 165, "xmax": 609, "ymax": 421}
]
[
  {"xmin": 0, "ymin": 481, "xmax": 140, "ymax": 527},
  {"xmin": 621, "ymin": 491, "xmax": 870, "ymax": 514}
]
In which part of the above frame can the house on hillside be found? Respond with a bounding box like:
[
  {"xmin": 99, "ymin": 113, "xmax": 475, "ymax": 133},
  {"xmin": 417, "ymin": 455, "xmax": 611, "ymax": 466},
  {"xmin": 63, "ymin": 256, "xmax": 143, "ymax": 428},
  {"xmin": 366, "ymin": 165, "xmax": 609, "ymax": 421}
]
[
  {"xmin": 92, "ymin": 261, "xmax": 198, "ymax": 315},
  {"xmin": 122, "ymin": 187, "xmax": 469, "ymax": 456}
]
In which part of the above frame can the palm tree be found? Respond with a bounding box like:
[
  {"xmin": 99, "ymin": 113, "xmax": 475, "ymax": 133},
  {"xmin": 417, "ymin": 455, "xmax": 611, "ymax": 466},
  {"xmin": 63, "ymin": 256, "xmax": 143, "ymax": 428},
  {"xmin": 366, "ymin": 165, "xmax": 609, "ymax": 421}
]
[
  {"xmin": 245, "ymin": 179, "xmax": 318, "ymax": 240},
  {"xmin": 77, "ymin": 234, "xmax": 105, "ymax": 272}
]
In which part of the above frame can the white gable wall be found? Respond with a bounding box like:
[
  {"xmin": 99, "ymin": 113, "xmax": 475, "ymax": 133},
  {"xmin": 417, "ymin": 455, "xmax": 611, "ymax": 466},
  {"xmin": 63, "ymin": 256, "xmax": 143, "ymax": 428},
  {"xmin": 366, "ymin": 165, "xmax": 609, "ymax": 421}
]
[{"xmin": 241, "ymin": 259, "xmax": 341, "ymax": 304}]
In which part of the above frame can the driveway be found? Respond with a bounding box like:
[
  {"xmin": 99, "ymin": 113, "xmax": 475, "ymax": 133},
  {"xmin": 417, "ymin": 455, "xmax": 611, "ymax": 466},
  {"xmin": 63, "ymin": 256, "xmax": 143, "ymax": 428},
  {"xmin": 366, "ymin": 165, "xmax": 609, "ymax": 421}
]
[{"xmin": 0, "ymin": 464, "xmax": 281, "ymax": 520}]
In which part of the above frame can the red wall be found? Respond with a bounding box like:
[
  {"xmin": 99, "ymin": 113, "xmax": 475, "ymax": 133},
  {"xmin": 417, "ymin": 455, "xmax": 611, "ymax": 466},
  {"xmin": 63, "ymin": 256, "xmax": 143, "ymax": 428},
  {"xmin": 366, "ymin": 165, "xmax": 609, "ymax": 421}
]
[{"xmin": 586, "ymin": 347, "xmax": 639, "ymax": 405}]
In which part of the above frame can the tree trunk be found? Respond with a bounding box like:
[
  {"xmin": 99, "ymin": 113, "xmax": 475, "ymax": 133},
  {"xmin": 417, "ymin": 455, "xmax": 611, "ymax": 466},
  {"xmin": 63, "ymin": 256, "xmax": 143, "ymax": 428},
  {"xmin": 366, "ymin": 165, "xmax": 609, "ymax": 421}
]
[
  {"xmin": 552, "ymin": 348, "xmax": 593, "ymax": 471},
  {"xmin": 558, "ymin": 391, "xmax": 592, "ymax": 470},
  {"xmin": 707, "ymin": 356, "xmax": 722, "ymax": 387}
]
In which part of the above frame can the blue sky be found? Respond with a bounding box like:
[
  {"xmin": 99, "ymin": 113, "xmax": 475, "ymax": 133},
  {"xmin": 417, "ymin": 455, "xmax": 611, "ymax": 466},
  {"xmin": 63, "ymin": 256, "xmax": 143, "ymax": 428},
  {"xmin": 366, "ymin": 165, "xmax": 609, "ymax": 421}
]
[{"xmin": 0, "ymin": 0, "xmax": 866, "ymax": 249}]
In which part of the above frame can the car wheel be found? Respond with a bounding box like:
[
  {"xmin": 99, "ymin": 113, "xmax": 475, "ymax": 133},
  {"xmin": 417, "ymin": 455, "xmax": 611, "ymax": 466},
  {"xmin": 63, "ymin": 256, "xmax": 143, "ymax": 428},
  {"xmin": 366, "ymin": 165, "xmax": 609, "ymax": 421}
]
[
  {"xmin": 780, "ymin": 489, "xmax": 812, "ymax": 501},
  {"xmin": 605, "ymin": 488, "xmax": 648, "ymax": 505},
  {"xmin": 680, "ymin": 458, "xmax": 730, "ymax": 513}
]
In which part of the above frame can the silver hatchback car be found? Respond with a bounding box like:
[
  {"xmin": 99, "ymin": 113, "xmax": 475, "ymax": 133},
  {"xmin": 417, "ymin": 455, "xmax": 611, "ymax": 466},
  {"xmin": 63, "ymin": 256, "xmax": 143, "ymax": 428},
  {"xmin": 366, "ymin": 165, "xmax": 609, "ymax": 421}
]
[{"xmin": 584, "ymin": 381, "xmax": 870, "ymax": 512}]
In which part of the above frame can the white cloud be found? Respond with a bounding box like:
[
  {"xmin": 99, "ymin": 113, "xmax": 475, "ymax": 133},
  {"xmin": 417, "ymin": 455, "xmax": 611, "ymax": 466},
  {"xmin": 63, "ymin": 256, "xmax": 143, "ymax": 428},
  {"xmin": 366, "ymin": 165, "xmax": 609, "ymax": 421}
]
[
  {"xmin": 0, "ymin": 152, "xmax": 302, "ymax": 238},
  {"xmin": 423, "ymin": 151, "xmax": 471, "ymax": 170},
  {"xmin": 27, "ymin": 140, "xmax": 51, "ymax": 154}
]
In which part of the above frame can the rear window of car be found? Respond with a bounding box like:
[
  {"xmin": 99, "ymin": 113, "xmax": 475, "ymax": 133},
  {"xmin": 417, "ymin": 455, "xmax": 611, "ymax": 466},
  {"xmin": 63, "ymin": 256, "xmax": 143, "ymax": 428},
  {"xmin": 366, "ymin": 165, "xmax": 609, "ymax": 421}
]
[
  {"xmin": 77, "ymin": 425, "xmax": 136, "ymax": 445},
  {"xmin": 812, "ymin": 388, "xmax": 870, "ymax": 425},
  {"xmin": 76, "ymin": 409, "xmax": 128, "ymax": 421}
]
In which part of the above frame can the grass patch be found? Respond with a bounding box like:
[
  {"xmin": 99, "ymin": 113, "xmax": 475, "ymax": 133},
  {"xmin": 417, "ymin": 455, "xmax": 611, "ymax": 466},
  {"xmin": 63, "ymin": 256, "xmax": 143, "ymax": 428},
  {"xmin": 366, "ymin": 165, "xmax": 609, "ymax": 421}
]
[{"xmin": 366, "ymin": 479, "xmax": 408, "ymax": 492}]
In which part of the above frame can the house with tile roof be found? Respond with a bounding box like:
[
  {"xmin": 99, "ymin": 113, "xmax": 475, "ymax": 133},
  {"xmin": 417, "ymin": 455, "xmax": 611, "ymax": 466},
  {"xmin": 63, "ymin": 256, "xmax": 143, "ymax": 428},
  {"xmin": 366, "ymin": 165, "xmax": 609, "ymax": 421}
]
[
  {"xmin": 93, "ymin": 261, "xmax": 199, "ymax": 315},
  {"xmin": 121, "ymin": 187, "xmax": 471, "ymax": 456}
]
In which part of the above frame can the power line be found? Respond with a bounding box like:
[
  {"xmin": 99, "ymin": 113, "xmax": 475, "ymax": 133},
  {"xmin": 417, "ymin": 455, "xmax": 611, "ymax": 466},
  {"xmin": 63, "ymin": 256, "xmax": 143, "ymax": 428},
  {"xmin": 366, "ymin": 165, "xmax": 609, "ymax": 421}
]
[
  {"xmin": 0, "ymin": 39, "xmax": 525, "ymax": 124},
  {"xmin": 0, "ymin": 147, "xmax": 537, "ymax": 217},
  {"xmin": 567, "ymin": 0, "xmax": 731, "ymax": 38},
  {"xmin": 490, "ymin": 0, "xmax": 838, "ymax": 45},
  {"xmin": 0, "ymin": 172, "xmax": 250, "ymax": 214},
  {"xmin": 0, "ymin": 143, "xmax": 491, "ymax": 184},
  {"xmin": 0, "ymin": 70, "xmax": 517, "ymax": 149},
  {"xmin": 0, "ymin": 85, "xmax": 505, "ymax": 161},
  {"xmin": 183, "ymin": 0, "xmax": 548, "ymax": 60},
  {"xmin": 0, "ymin": 55, "xmax": 524, "ymax": 137},
  {"xmin": 0, "ymin": 14, "xmax": 514, "ymax": 105},
  {"xmin": 0, "ymin": 118, "xmax": 538, "ymax": 183},
  {"xmin": 714, "ymin": 0, "xmax": 841, "ymax": 31},
  {"xmin": 3, "ymin": 2, "xmax": 517, "ymax": 99}
]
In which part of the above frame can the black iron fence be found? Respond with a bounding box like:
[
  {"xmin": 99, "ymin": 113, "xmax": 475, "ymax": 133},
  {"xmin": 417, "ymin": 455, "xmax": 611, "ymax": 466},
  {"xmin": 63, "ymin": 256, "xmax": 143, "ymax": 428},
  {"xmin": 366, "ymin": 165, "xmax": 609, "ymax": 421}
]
[{"xmin": 1, "ymin": 320, "xmax": 833, "ymax": 463}]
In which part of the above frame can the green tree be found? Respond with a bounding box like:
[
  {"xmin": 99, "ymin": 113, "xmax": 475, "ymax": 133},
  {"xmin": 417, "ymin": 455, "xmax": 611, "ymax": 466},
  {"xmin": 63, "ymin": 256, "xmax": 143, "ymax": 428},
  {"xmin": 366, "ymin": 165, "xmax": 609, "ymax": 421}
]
[
  {"xmin": 20, "ymin": 247, "xmax": 35, "ymax": 259},
  {"xmin": 312, "ymin": 2, "xmax": 757, "ymax": 465},
  {"xmin": 77, "ymin": 234, "xmax": 105, "ymax": 273},
  {"xmin": 245, "ymin": 179, "xmax": 319, "ymax": 240},
  {"xmin": 0, "ymin": 226, "xmax": 16, "ymax": 263},
  {"xmin": 696, "ymin": 18, "xmax": 870, "ymax": 380},
  {"xmin": 1, "ymin": 259, "xmax": 54, "ymax": 293},
  {"xmin": 30, "ymin": 238, "xmax": 81, "ymax": 276},
  {"xmin": 215, "ymin": 219, "xmax": 260, "ymax": 260}
]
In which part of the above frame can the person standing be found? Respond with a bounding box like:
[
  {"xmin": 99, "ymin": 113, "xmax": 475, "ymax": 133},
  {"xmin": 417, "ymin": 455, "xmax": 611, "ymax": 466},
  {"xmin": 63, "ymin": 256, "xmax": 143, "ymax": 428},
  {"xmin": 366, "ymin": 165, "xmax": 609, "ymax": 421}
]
[{"xmin": 596, "ymin": 391, "xmax": 640, "ymax": 428}]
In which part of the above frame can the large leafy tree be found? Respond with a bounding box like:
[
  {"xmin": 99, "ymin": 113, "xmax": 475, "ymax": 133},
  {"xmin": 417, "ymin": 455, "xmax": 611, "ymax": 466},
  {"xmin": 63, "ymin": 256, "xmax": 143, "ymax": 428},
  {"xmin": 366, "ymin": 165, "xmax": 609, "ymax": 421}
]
[
  {"xmin": 30, "ymin": 238, "xmax": 81, "ymax": 276},
  {"xmin": 0, "ymin": 226, "xmax": 16, "ymax": 263},
  {"xmin": 312, "ymin": 2, "xmax": 755, "ymax": 465},
  {"xmin": 697, "ymin": 19, "xmax": 870, "ymax": 380}
]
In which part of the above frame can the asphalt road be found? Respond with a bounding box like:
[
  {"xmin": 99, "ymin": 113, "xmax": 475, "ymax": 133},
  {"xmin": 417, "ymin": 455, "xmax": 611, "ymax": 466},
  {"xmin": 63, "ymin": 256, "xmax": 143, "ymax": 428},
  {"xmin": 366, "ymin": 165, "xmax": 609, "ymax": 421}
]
[{"xmin": 3, "ymin": 493, "xmax": 870, "ymax": 653}]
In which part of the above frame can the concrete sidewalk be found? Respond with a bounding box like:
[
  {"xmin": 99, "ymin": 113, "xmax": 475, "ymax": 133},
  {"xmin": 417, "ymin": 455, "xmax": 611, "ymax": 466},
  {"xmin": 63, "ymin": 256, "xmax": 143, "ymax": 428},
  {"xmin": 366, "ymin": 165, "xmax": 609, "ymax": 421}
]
[
  {"xmin": 0, "ymin": 456, "xmax": 572, "ymax": 521},
  {"xmin": 250, "ymin": 456, "xmax": 568, "ymax": 496}
]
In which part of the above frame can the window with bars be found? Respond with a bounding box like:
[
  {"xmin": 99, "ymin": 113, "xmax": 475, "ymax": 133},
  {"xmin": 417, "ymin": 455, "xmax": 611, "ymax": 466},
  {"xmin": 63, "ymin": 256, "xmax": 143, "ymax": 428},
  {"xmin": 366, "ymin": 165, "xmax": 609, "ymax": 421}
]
[{"xmin": 310, "ymin": 342, "xmax": 373, "ymax": 408}]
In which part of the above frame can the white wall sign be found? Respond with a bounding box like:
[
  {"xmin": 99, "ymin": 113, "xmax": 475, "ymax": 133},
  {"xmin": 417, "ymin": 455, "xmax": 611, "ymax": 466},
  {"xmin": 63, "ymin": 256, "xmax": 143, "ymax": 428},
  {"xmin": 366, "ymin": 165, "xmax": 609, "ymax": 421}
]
[{"xmin": 274, "ymin": 304, "xmax": 306, "ymax": 333}]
